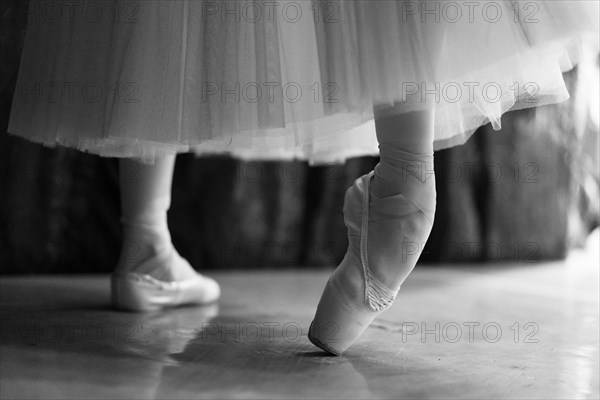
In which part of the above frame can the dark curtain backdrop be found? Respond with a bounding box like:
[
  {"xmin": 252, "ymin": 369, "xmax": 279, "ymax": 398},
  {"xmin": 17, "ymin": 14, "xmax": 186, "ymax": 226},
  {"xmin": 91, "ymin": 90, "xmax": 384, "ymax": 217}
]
[{"xmin": 1, "ymin": 0, "xmax": 598, "ymax": 273}]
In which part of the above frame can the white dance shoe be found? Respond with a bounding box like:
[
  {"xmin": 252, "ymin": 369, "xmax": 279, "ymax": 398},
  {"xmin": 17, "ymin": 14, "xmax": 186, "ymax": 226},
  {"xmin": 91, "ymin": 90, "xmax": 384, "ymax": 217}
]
[
  {"xmin": 308, "ymin": 171, "xmax": 435, "ymax": 355},
  {"xmin": 111, "ymin": 248, "xmax": 220, "ymax": 312}
]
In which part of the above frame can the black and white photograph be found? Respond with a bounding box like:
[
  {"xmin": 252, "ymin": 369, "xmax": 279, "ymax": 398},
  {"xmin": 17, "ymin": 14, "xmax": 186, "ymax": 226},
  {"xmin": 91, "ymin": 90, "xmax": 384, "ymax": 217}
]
[{"xmin": 1, "ymin": 0, "xmax": 599, "ymax": 398}]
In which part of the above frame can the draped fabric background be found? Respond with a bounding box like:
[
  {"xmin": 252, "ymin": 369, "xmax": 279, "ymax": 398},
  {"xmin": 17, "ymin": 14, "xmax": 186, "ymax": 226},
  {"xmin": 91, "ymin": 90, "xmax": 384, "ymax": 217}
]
[{"xmin": 1, "ymin": 0, "xmax": 598, "ymax": 273}]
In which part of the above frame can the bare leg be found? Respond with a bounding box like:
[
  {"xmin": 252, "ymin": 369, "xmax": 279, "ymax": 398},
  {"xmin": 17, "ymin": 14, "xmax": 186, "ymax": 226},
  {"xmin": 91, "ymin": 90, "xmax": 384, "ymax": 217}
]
[
  {"xmin": 369, "ymin": 106, "xmax": 436, "ymax": 291},
  {"xmin": 116, "ymin": 155, "xmax": 197, "ymax": 282},
  {"xmin": 112, "ymin": 155, "xmax": 220, "ymax": 311}
]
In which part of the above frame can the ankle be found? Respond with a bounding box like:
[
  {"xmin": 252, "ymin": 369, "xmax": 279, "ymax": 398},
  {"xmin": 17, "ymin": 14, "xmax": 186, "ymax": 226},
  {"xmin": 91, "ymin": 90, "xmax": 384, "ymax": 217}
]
[
  {"xmin": 367, "ymin": 169, "xmax": 436, "ymax": 292},
  {"xmin": 372, "ymin": 147, "xmax": 435, "ymax": 198},
  {"xmin": 118, "ymin": 222, "xmax": 173, "ymax": 269},
  {"xmin": 372, "ymin": 165, "xmax": 436, "ymax": 222}
]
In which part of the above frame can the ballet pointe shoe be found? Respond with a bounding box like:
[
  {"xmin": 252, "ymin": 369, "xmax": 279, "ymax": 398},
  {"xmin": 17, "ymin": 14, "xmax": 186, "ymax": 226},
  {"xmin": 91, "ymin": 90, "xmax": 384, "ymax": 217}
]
[
  {"xmin": 111, "ymin": 248, "xmax": 220, "ymax": 312},
  {"xmin": 308, "ymin": 171, "xmax": 434, "ymax": 355}
]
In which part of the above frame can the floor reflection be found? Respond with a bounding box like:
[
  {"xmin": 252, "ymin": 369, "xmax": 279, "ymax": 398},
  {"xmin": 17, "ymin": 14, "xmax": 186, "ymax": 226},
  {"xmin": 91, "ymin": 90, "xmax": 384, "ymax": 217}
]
[
  {"xmin": 1, "ymin": 248, "xmax": 598, "ymax": 399},
  {"xmin": 153, "ymin": 315, "xmax": 372, "ymax": 399}
]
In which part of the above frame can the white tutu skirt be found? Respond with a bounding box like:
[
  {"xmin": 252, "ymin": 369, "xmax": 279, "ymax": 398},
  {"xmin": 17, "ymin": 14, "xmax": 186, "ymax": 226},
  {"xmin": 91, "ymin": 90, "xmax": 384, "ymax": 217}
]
[{"xmin": 8, "ymin": 0, "xmax": 600, "ymax": 163}]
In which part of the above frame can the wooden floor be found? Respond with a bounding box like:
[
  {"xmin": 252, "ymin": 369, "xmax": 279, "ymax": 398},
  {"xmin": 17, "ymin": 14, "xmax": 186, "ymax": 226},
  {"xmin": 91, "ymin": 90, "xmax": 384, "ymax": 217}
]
[{"xmin": 1, "ymin": 234, "xmax": 598, "ymax": 399}]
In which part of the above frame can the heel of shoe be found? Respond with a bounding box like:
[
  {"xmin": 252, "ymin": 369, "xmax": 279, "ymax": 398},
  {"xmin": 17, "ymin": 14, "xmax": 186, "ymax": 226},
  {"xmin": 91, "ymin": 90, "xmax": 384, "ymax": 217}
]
[
  {"xmin": 111, "ymin": 273, "xmax": 164, "ymax": 312},
  {"xmin": 111, "ymin": 272, "xmax": 220, "ymax": 312}
]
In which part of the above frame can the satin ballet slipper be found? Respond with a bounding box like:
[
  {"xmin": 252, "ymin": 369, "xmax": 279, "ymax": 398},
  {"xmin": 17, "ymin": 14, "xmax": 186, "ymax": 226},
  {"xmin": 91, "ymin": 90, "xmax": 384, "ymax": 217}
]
[
  {"xmin": 308, "ymin": 171, "xmax": 434, "ymax": 355},
  {"xmin": 111, "ymin": 248, "xmax": 220, "ymax": 312}
]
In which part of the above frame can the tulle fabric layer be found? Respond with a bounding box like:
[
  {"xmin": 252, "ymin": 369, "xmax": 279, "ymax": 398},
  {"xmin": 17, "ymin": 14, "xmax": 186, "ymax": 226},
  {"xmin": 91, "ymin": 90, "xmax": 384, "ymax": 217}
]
[{"xmin": 8, "ymin": 0, "xmax": 600, "ymax": 164}]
